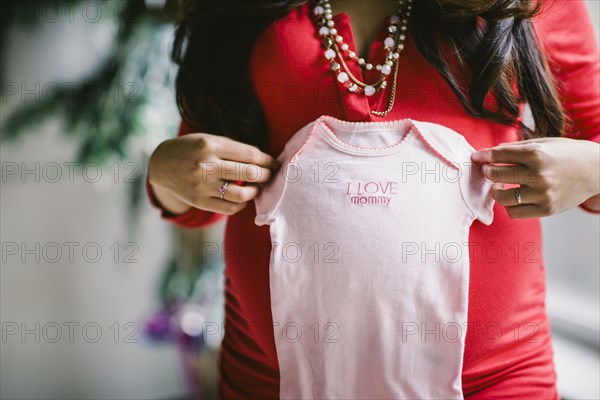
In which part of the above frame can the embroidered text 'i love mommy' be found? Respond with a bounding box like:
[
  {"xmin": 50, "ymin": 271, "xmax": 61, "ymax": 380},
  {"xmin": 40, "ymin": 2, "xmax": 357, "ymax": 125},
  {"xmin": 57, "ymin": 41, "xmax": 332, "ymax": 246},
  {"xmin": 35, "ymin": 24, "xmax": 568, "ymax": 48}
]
[{"xmin": 345, "ymin": 181, "xmax": 399, "ymax": 205}]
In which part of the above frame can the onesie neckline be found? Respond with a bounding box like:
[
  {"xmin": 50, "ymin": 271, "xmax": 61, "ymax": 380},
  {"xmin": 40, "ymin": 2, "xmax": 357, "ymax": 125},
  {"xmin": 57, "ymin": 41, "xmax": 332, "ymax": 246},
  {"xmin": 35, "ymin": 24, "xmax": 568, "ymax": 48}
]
[{"xmin": 316, "ymin": 115, "xmax": 418, "ymax": 156}]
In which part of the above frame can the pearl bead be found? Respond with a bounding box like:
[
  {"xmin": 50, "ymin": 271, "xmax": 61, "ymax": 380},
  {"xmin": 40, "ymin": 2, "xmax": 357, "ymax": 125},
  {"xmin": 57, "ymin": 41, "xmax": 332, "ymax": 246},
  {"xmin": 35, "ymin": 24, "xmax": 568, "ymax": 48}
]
[
  {"xmin": 364, "ymin": 86, "xmax": 376, "ymax": 96},
  {"xmin": 376, "ymin": 64, "xmax": 382, "ymax": 70},
  {"xmin": 385, "ymin": 60, "xmax": 393, "ymax": 66},
  {"xmin": 335, "ymin": 35, "xmax": 343, "ymax": 43},
  {"xmin": 392, "ymin": 52, "xmax": 400, "ymax": 59},
  {"xmin": 319, "ymin": 27, "xmax": 329, "ymax": 36},
  {"xmin": 388, "ymin": 25, "xmax": 397, "ymax": 34},
  {"xmin": 384, "ymin": 37, "xmax": 395, "ymax": 48},
  {"xmin": 327, "ymin": 20, "xmax": 335, "ymax": 27},
  {"xmin": 330, "ymin": 62, "xmax": 340, "ymax": 71},
  {"xmin": 348, "ymin": 51, "xmax": 356, "ymax": 58},
  {"xmin": 358, "ymin": 58, "xmax": 365, "ymax": 65},
  {"xmin": 314, "ymin": 6, "xmax": 325, "ymax": 15},
  {"xmin": 341, "ymin": 43, "xmax": 349, "ymax": 51},
  {"xmin": 398, "ymin": 44, "xmax": 405, "ymax": 50},
  {"xmin": 390, "ymin": 15, "xmax": 400, "ymax": 24},
  {"xmin": 324, "ymin": 49, "xmax": 336, "ymax": 59},
  {"xmin": 348, "ymin": 84, "xmax": 358, "ymax": 93},
  {"xmin": 400, "ymin": 34, "xmax": 406, "ymax": 40},
  {"xmin": 337, "ymin": 72, "xmax": 349, "ymax": 83},
  {"xmin": 381, "ymin": 64, "xmax": 392, "ymax": 75},
  {"xmin": 366, "ymin": 63, "xmax": 373, "ymax": 70},
  {"xmin": 329, "ymin": 28, "xmax": 337, "ymax": 35}
]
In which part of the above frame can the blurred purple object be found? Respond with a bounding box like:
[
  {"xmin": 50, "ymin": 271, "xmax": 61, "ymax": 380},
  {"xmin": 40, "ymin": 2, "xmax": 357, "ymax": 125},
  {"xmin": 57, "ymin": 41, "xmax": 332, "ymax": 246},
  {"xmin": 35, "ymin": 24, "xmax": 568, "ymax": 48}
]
[{"xmin": 144, "ymin": 308, "xmax": 175, "ymax": 341}]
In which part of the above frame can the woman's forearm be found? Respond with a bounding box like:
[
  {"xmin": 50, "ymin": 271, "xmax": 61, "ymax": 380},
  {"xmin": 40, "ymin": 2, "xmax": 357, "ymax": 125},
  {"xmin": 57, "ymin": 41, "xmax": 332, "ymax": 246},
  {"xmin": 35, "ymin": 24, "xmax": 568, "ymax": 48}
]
[
  {"xmin": 150, "ymin": 182, "xmax": 192, "ymax": 216},
  {"xmin": 148, "ymin": 141, "xmax": 193, "ymax": 216}
]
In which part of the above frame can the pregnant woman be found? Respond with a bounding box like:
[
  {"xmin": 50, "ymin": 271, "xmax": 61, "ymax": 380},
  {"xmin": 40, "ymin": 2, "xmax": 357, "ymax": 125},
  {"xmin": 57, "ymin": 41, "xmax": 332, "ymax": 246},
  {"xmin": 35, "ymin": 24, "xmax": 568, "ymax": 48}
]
[{"xmin": 146, "ymin": 0, "xmax": 600, "ymax": 398}]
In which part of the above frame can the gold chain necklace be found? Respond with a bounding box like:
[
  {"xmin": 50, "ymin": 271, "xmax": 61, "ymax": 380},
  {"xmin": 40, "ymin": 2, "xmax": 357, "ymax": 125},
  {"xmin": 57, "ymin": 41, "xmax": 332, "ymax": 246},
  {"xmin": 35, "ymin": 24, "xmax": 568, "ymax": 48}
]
[{"xmin": 312, "ymin": 0, "xmax": 412, "ymax": 116}]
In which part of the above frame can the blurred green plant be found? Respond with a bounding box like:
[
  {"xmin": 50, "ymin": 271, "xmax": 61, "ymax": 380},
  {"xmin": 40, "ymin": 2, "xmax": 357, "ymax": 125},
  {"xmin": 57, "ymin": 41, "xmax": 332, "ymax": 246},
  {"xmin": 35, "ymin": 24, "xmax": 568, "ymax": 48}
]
[
  {"xmin": 0, "ymin": 0, "xmax": 181, "ymax": 229},
  {"xmin": 1, "ymin": 0, "xmax": 223, "ymax": 329},
  {"xmin": 1, "ymin": 3, "xmax": 233, "ymax": 395}
]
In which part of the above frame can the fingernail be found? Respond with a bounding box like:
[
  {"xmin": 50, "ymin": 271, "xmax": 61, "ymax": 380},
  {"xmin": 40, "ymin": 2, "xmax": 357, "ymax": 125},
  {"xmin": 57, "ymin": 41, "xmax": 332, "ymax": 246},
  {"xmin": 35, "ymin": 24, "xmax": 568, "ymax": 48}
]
[{"xmin": 471, "ymin": 151, "xmax": 484, "ymax": 162}]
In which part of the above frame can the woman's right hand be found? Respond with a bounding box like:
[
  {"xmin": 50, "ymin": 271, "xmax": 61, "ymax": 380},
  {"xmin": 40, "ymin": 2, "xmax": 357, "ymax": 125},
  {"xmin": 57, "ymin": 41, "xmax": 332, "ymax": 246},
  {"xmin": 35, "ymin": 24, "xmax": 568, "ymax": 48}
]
[{"xmin": 148, "ymin": 133, "xmax": 279, "ymax": 216}]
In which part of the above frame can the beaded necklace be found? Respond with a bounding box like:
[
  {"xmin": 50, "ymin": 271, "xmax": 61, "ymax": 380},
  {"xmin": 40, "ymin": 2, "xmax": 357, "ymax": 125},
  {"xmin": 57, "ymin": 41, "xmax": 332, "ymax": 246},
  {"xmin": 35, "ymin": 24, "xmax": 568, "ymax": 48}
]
[{"xmin": 312, "ymin": 0, "xmax": 412, "ymax": 116}]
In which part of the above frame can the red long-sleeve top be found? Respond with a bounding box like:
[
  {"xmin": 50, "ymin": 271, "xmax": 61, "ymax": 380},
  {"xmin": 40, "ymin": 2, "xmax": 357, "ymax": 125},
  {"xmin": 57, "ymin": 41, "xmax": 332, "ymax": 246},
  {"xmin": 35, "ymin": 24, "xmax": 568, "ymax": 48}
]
[{"xmin": 147, "ymin": 0, "xmax": 600, "ymax": 397}]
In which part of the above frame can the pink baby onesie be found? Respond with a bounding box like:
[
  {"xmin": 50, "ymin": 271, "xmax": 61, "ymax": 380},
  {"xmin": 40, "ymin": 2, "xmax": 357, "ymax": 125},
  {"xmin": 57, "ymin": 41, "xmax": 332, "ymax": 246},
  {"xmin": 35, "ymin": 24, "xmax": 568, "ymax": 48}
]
[{"xmin": 254, "ymin": 115, "xmax": 495, "ymax": 399}]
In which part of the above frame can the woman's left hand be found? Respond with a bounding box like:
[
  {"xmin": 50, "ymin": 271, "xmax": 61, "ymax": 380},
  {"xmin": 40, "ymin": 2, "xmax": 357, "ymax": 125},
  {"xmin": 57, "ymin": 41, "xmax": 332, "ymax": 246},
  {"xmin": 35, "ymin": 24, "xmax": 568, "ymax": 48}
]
[{"xmin": 471, "ymin": 137, "xmax": 600, "ymax": 219}]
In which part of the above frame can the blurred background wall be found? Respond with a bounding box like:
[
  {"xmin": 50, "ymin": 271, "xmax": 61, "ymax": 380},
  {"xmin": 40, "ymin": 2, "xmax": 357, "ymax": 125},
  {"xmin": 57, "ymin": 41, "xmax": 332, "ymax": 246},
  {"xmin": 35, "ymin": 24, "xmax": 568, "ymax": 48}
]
[{"xmin": 0, "ymin": 1, "xmax": 598, "ymax": 399}]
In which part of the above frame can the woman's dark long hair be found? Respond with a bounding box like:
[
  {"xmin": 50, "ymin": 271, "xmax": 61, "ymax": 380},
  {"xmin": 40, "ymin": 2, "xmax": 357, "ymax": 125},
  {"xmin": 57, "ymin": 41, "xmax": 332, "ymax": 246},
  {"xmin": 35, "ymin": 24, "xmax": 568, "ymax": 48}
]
[{"xmin": 172, "ymin": 0, "xmax": 568, "ymax": 150}]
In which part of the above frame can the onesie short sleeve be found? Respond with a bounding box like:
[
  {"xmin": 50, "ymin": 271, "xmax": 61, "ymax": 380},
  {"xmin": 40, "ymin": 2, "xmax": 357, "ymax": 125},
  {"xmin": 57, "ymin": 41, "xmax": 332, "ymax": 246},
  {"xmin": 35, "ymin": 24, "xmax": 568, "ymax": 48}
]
[
  {"xmin": 254, "ymin": 120, "xmax": 317, "ymax": 226},
  {"xmin": 456, "ymin": 135, "xmax": 495, "ymax": 226}
]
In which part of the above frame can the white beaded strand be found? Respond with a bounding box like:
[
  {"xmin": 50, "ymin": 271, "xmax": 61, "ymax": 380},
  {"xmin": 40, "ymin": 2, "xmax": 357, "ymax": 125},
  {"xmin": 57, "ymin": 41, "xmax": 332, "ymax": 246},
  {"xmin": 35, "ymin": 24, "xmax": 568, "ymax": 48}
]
[{"xmin": 313, "ymin": 0, "xmax": 411, "ymax": 101}]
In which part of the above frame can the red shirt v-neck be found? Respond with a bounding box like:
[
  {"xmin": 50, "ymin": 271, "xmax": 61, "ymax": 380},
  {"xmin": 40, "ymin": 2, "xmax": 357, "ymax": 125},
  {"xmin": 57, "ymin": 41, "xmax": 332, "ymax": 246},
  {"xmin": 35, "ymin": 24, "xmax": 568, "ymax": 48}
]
[{"xmin": 147, "ymin": 1, "xmax": 600, "ymax": 398}]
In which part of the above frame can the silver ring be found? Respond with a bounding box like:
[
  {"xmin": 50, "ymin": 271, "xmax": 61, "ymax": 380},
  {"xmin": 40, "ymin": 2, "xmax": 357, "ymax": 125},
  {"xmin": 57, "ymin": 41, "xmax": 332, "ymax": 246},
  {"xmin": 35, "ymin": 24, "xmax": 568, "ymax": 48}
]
[
  {"xmin": 218, "ymin": 181, "xmax": 229, "ymax": 200},
  {"xmin": 514, "ymin": 186, "xmax": 523, "ymax": 205}
]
